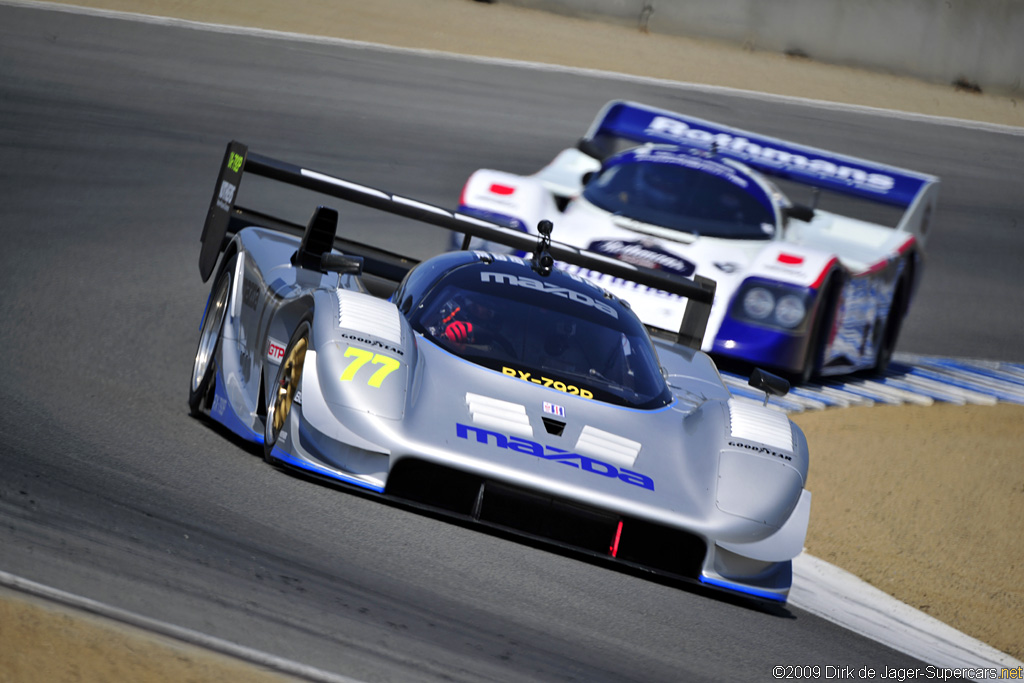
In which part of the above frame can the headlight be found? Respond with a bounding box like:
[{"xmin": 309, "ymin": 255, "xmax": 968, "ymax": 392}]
[
  {"xmin": 742, "ymin": 288, "xmax": 775, "ymax": 320},
  {"xmin": 774, "ymin": 294, "xmax": 806, "ymax": 328},
  {"xmin": 733, "ymin": 281, "xmax": 812, "ymax": 330}
]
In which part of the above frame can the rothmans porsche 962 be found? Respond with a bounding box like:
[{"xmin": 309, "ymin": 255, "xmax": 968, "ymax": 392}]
[
  {"xmin": 457, "ymin": 100, "xmax": 940, "ymax": 383},
  {"xmin": 190, "ymin": 141, "xmax": 811, "ymax": 603}
]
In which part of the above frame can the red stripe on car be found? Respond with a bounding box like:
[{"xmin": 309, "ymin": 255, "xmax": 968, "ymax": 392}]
[
  {"xmin": 811, "ymin": 257, "xmax": 840, "ymax": 289},
  {"xmin": 896, "ymin": 235, "xmax": 917, "ymax": 254},
  {"xmin": 862, "ymin": 236, "xmax": 918, "ymax": 275}
]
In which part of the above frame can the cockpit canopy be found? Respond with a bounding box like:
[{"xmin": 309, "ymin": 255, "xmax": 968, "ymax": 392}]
[
  {"xmin": 397, "ymin": 252, "xmax": 673, "ymax": 409},
  {"xmin": 582, "ymin": 146, "xmax": 778, "ymax": 240}
]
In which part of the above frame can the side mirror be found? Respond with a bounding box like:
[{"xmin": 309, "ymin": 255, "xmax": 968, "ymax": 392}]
[
  {"xmin": 576, "ymin": 137, "xmax": 603, "ymax": 160},
  {"xmin": 784, "ymin": 204, "xmax": 816, "ymax": 223},
  {"xmin": 320, "ymin": 253, "xmax": 364, "ymax": 275},
  {"xmin": 749, "ymin": 368, "xmax": 790, "ymax": 406}
]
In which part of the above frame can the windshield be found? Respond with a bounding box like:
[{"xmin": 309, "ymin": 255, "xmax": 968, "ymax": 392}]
[
  {"xmin": 582, "ymin": 152, "xmax": 777, "ymax": 240},
  {"xmin": 409, "ymin": 265, "xmax": 673, "ymax": 410}
]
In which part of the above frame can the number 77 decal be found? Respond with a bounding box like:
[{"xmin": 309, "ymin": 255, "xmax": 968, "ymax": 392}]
[{"xmin": 339, "ymin": 347, "xmax": 401, "ymax": 388}]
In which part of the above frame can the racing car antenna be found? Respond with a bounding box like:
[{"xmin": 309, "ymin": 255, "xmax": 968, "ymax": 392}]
[{"xmin": 532, "ymin": 220, "xmax": 555, "ymax": 276}]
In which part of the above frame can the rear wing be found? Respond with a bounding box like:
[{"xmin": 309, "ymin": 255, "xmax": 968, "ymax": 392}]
[
  {"xmin": 580, "ymin": 100, "xmax": 940, "ymax": 240},
  {"xmin": 200, "ymin": 141, "xmax": 717, "ymax": 350}
]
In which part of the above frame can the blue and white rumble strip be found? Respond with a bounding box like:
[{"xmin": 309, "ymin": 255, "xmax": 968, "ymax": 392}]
[{"xmin": 723, "ymin": 354, "xmax": 1024, "ymax": 413}]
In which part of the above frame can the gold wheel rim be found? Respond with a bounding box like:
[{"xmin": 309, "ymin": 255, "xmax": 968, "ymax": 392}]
[{"xmin": 272, "ymin": 336, "xmax": 307, "ymax": 436}]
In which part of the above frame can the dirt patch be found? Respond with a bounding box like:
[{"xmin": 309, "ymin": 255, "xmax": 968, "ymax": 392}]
[
  {"xmin": 794, "ymin": 404, "xmax": 1024, "ymax": 660},
  {"xmin": 0, "ymin": 587, "xmax": 297, "ymax": 682}
]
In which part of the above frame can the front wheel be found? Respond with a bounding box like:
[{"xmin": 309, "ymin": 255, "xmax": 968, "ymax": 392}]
[
  {"xmin": 264, "ymin": 319, "xmax": 311, "ymax": 464},
  {"xmin": 189, "ymin": 270, "xmax": 231, "ymax": 416},
  {"xmin": 873, "ymin": 276, "xmax": 909, "ymax": 374},
  {"xmin": 796, "ymin": 281, "xmax": 837, "ymax": 385}
]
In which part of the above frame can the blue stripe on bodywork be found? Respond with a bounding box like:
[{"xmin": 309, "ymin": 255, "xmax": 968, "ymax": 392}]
[
  {"xmin": 712, "ymin": 321, "xmax": 807, "ymax": 373},
  {"xmin": 198, "ymin": 290, "xmax": 212, "ymax": 331},
  {"xmin": 699, "ymin": 574, "xmax": 788, "ymax": 603},
  {"xmin": 269, "ymin": 446, "xmax": 385, "ymax": 493}
]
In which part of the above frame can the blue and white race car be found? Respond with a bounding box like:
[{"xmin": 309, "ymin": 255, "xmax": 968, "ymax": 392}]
[{"xmin": 457, "ymin": 101, "xmax": 940, "ymax": 382}]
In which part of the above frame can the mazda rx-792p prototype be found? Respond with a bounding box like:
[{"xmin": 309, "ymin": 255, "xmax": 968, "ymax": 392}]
[
  {"xmin": 190, "ymin": 142, "xmax": 812, "ymax": 603},
  {"xmin": 457, "ymin": 100, "xmax": 940, "ymax": 382}
]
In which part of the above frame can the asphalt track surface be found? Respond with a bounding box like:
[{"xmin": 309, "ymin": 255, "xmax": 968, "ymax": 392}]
[{"xmin": 2, "ymin": 4, "xmax": 1023, "ymax": 682}]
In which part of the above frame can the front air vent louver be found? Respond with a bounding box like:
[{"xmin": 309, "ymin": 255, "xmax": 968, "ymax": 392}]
[
  {"xmin": 728, "ymin": 399, "xmax": 794, "ymax": 452},
  {"xmin": 466, "ymin": 392, "xmax": 533, "ymax": 438},
  {"xmin": 574, "ymin": 425, "xmax": 641, "ymax": 467},
  {"xmin": 337, "ymin": 290, "xmax": 402, "ymax": 344}
]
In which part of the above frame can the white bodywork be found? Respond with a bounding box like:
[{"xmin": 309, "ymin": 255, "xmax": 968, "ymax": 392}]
[{"xmin": 457, "ymin": 101, "xmax": 940, "ymax": 377}]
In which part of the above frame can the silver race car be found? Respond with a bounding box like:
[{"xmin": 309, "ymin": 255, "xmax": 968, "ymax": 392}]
[{"xmin": 190, "ymin": 142, "xmax": 811, "ymax": 603}]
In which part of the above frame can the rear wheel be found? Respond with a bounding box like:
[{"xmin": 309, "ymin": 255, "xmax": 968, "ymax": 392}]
[
  {"xmin": 264, "ymin": 319, "xmax": 311, "ymax": 464},
  {"xmin": 189, "ymin": 270, "xmax": 231, "ymax": 416}
]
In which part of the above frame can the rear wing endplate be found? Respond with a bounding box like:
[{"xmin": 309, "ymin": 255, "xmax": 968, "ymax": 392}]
[{"xmin": 199, "ymin": 141, "xmax": 717, "ymax": 350}]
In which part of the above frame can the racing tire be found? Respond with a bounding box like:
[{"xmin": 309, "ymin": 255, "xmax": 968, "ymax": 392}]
[
  {"xmin": 796, "ymin": 280, "xmax": 836, "ymax": 385},
  {"xmin": 264, "ymin": 318, "xmax": 311, "ymax": 465},
  {"xmin": 189, "ymin": 269, "xmax": 231, "ymax": 416},
  {"xmin": 873, "ymin": 274, "xmax": 910, "ymax": 375}
]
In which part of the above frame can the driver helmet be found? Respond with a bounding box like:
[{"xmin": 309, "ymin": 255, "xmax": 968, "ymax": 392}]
[{"xmin": 439, "ymin": 294, "xmax": 494, "ymax": 345}]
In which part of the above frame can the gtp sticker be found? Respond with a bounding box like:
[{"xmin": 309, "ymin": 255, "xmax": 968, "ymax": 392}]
[{"xmin": 267, "ymin": 338, "xmax": 286, "ymax": 364}]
